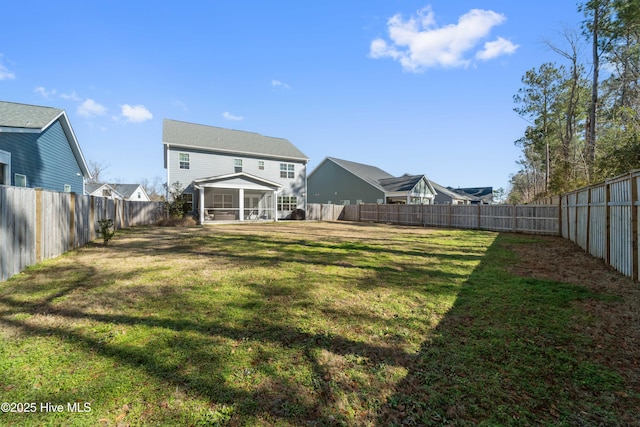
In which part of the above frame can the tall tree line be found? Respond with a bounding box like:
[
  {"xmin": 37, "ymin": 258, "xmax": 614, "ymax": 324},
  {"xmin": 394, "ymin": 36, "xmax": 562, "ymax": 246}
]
[{"xmin": 509, "ymin": 0, "xmax": 640, "ymax": 203}]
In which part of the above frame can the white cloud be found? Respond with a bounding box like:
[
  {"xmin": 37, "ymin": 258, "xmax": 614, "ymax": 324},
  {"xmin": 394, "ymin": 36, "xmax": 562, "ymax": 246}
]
[
  {"xmin": 0, "ymin": 65, "xmax": 15, "ymax": 80},
  {"xmin": 120, "ymin": 104, "xmax": 153, "ymax": 123},
  {"xmin": 60, "ymin": 90, "xmax": 82, "ymax": 101},
  {"xmin": 370, "ymin": 6, "xmax": 518, "ymax": 71},
  {"xmin": 223, "ymin": 111, "xmax": 244, "ymax": 121},
  {"xmin": 0, "ymin": 56, "xmax": 15, "ymax": 80},
  {"xmin": 34, "ymin": 86, "xmax": 56, "ymax": 98},
  {"xmin": 476, "ymin": 36, "xmax": 519, "ymax": 60},
  {"xmin": 78, "ymin": 99, "xmax": 107, "ymax": 117},
  {"xmin": 272, "ymin": 79, "xmax": 291, "ymax": 90}
]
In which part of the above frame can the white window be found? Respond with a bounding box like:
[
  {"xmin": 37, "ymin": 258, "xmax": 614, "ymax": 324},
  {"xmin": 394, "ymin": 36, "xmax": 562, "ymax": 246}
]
[
  {"xmin": 356, "ymin": 199, "xmax": 363, "ymax": 204},
  {"xmin": 280, "ymin": 163, "xmax": 294, "ymax": 179},
  {"xmin": 64, "ymin": 184, "xmax": 71, "ymax": 193},
  {"xmin": 0, "ymin": 149, "xmax": 10, "ymax": 186},
  {"xmin": 14, "ymin": 173, "xmax": 26, "ymax": 188},
  {"xmin": 341, "ymin": 200, "xmax": 351, "ymax": 205},
  {"xmin": 258, "ymin": 161, "xmax": 264, "ymax": 170},
  {"xmin": 179, "ymin": 153, "xmax": 190, "ymax": 169},
  {"xmin": 234, "ymin": 159, "xmax": 243, "ymax": 173},
  {"xmin": 183, "ymin": 193, "xmax": 193, "ymax": 212},
  {"xmin": 278, "ymin": 196, "xmax": 297, "ymax": 211}
]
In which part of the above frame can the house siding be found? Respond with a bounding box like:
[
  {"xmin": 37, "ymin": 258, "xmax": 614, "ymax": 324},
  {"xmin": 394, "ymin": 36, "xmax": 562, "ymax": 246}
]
[
  {"xmin": 307, "ymin": 160, "xmax": 384, "ymax": 205},
  {"xmin": 167, "ymin": 147, "xmax": 306, "ymax": 211},
  {"xmin": 0, "ymin": 120, "xmax": 84, "ymax": 193}
]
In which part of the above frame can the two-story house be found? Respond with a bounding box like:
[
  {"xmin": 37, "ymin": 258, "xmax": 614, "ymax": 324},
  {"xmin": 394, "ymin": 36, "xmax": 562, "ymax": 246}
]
[
  {"xmin": 163, "ymin": 119, "xmax": 309, "ymax": 222},
  {"xmin": 0, "ymin": 101, "xmax": 91, "ymax": 193}
]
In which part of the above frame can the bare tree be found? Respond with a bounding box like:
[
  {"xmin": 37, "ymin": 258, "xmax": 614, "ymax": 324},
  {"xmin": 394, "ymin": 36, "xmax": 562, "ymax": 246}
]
[
  {"xmin": 87, "ymin": 160, "xmax": 109, "ymax": 184},
  {"xmin": 140, "ymin": 176, "xmax": 165, "ymax": 201}
]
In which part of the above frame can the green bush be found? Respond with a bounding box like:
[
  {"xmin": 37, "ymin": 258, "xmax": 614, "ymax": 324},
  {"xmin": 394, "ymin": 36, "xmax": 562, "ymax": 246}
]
[{"xmin": 98, "ymin": 218, "xmax": 116, "ymax": 245}]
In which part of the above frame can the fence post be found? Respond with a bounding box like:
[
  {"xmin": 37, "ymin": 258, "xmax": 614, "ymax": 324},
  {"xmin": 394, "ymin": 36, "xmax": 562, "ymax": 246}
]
[
  {"xmin": 585, "ymin": 188, "xmax": 591, "ymax": 254},
  {"xmin": 35, "ymin": 189, "xmax": 43, "ymax": 263},
  {"xmin": 69, "ymin": 192, "xmax": 76, "ymax": 249},
  {"xmin": 89, "ymin": 196, "xmax": 95, "ymax": 240},
  {"xmin": 477, "ymin": 204, "xmax": 481, "ymax": 230},
  {"xmin": 512, "ymin": 204, "xmax": 517, "ymax": 232},
  {"xmin": 631, "ymin": 173, "xmax": 638, "ymax": 281},
  {"xmin": 606, "ymin": 182, "xmax": 611, "ymax": 264},
  {"xmin": 558, "ymin": 196, "xmax": 563, "ymax": 237}
]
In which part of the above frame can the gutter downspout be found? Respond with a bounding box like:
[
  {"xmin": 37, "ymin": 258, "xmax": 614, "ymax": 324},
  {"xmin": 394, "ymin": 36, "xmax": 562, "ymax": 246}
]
[
  {"xmin": 165, "ymin": 144, "xmax": 171, "ymax": 200},
  {"xmin": 304, "ymin": 161, "xmax": 308, "ymax": 217}
]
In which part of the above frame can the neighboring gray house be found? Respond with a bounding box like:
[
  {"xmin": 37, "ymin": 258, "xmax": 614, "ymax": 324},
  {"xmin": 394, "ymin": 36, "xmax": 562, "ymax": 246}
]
[
  {"xmin": 307, "ymin": 157, "xmax": 436, "ymax": 205},
  {"xmin": 163, "ymin": 119, "xmax": 309, "ymax": 222},
  {"xmin": 432, "ymin": 182, "xmax": 474, "ymax": 205},
  {"xmin": 86, "ymin": 182, "xmax": 150, "ymax": 201},
  {"xmin": 453, "ymin": 187, "xmax": 494, "ymax": 204},
  {"xmin": 0, "ymin": 101, "xmax": 90, "ymax": 193}
]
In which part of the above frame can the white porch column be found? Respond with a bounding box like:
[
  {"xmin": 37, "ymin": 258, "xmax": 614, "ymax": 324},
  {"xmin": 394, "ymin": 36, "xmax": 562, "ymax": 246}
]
[
  {"xmin": 407, "ymin": 194, "xmax": 411, "ymax": 204},
  {"xmin": 273, "ymin": 190, "xmax": 278, "ymax": 221},
  {"xmin": 199, "ymin": 187, "xmax": 205, "ymax": 224},
  {"xmin": 239, "ymin": 188, "xmax": 245, "ymax": 221}
]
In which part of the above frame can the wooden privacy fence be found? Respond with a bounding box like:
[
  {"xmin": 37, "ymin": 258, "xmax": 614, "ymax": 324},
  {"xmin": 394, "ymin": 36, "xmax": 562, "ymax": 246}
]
[
  {"xmin": 306, "ymin": 203, "xmax": 560, "ymax": 235},
  {"xmin": 308, "ymin": 169, "xmax": 640, "ymax": 282},
  {"xmin": 305, "ymin": 203, "xmax": 348, "ymax": 221},
  {"xmin": 1, "ymin": 186, "xmax": 165, "ymax": 282},
  {"xmin": 561, "ymin": 170, "xmax": 640, "ymax": 281}
]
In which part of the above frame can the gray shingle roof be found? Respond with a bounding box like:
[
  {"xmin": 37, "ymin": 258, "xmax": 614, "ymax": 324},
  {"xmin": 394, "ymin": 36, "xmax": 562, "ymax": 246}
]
[
  {"xmin": 431, "ymin": 182, "xmax": 474, "ymax": 201},
  {"xmin": 325, "ymin": 157, "xmax": 394, "ymax": 191},
  {"xmin": 0, "ymin": 101, "xmax": 64, "ymax": 129},
  {"xmin": 110, "ymin": 183, "xmax": 144, "ymax": 199},
  {"xmin": 378, "ymin": 174, "xmax": 425, "ymax": 192},
  {"xmin": 86, "ymin": 182, "xmax": 148, "ymax": 199},
  {"xmin": 163, "ymin": 119, "xmax": 308, "ymax": 162}
]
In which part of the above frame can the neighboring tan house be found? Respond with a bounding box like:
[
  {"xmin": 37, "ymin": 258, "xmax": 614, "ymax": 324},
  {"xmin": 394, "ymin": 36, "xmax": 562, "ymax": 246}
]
[
  {"xmin": 0, "ymin": 101, "xmax": 91, "ymax": 193},
  {"xmin": 163, "ymin": 119, "xmax": 309, "ymax": 222},
  {"xmin": 307, "ymin": 157, "xmax": 436, "ymax": 205},
  {"xmin": 432, "ymin": 182, "xmax": 474, "ymax": 205},
  {"xmin": 86, "ymin": 182, "xmax": 150, "ymax": 201}
]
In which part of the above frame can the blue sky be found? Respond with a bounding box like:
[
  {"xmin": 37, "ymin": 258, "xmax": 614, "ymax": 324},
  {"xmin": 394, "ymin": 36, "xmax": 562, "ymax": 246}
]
[{"xmin": 0, "ymin": 1, "xmax": 584, "ymax": 192}]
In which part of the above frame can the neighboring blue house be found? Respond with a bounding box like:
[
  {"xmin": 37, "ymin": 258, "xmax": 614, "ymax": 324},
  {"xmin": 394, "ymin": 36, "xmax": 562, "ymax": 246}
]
[{"xmin": 0, "ymin": 101, "xmax": 91, "ymax": 193}]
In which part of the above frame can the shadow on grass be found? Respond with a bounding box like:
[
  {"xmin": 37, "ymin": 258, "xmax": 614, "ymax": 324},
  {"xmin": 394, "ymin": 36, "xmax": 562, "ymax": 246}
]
[
  {"xmin": 377, "ymin": 233, "xmax": 634, "ymax": 426},
  {"xmin": 0, "ymin": 224, "xmax": 468, "ymax": 425},
  {"xmin": 2, "ymin": 224, "xmax": 631, "ymax": 425}
]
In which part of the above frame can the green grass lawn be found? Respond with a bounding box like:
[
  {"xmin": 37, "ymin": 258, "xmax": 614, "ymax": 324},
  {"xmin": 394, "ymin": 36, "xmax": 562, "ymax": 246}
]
[{"xmin": 0, "ymin": 222, "xmax": 637, "ymax": 426}]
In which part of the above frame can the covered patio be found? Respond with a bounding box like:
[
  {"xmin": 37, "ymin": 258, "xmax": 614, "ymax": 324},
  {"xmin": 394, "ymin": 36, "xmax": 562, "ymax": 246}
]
[{"xmin": 193, "ymin": 173, "xmax": 281, "ymax": 223}]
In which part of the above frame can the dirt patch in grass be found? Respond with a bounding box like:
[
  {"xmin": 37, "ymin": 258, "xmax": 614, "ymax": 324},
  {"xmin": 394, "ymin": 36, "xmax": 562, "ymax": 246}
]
[{"xmin": 506, "ymin": 234, "xmax": 640, "ymax": 421}]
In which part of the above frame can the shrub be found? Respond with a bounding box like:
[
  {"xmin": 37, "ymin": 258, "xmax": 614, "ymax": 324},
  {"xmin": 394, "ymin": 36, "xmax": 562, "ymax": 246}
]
[
  {"xmin": 98, "ymin": 218, "xmax": 116, "ymax": 245},
  {"xmin": 164, "ymin": 181, "xmax": 190, "ymax": 218}
]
